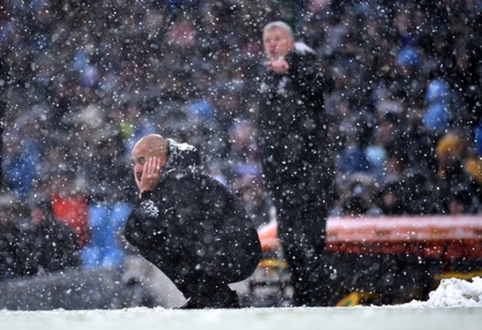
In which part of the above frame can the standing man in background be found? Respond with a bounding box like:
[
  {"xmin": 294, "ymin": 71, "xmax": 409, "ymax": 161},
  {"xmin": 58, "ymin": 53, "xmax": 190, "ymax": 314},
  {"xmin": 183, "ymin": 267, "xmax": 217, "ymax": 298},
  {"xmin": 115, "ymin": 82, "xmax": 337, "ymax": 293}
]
[{"xmin": 257, "ymin": 21, "xmax": 336, "ymax": 306}]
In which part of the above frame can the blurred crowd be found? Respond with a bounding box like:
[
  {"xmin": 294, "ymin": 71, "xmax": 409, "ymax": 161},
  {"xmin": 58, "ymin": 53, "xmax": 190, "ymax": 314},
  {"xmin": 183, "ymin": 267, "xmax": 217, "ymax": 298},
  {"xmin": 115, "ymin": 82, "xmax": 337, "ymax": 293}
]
[{"xmin": 0, "ymin": 0, "xmax": 481, "ymax": 281}]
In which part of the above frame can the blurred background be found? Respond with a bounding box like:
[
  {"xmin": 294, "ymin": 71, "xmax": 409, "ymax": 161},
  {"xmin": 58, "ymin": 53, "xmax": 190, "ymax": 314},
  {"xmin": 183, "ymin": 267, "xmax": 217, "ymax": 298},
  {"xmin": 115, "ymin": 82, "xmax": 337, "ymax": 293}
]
[{"xmin": 0, "ymin": 0, "xmax": 481, "ymax": 309}]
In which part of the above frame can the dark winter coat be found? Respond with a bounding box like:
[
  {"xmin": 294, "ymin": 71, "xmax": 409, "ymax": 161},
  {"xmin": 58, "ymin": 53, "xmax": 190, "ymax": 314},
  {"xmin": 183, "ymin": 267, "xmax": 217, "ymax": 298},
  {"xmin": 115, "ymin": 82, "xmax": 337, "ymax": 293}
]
[
  {"xmin": 257, "ymin": 42, "xmax": 334, "ymax": 208},
  {"xmin": 124, "ymin": 139, "xmax": 261, "ymax": 298},
  {"xmin": 257, "ymin": 42, "xmax": 336, "ymax": 306},
  {"xmin": 31, "ymin": 214, "xmax": 81, "ymax": 272}
]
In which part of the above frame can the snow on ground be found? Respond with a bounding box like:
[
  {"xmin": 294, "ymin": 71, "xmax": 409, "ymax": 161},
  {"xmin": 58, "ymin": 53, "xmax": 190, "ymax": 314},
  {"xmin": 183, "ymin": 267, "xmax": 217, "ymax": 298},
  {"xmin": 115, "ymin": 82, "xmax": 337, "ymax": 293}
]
[
  {"xmin": 1, "ymin": 277, "xmax": 482, "ymax": 330},
  {"xmin": 402, "ymin": 276, "xmax": 482, "ymax": 308}
]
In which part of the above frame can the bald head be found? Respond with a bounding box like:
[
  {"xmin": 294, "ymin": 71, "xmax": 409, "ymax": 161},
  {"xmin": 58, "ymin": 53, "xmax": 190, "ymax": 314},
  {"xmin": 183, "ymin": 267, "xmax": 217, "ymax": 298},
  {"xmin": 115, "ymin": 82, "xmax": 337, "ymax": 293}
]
[
  {"xmin": 132, "ymin": 134, "xmax": 169, "ymax": 185},
  {"xmin": 133, "ymin": 134, "xmax": 168, "ymax": 158}
]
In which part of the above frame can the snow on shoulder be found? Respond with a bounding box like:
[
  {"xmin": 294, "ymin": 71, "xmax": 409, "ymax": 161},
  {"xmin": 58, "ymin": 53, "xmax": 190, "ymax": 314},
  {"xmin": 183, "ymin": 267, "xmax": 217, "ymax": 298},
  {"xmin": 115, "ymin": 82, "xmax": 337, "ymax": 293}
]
[
  {"xmin": 403, "ymin": 277, "xmax": 482, "ymax": 308},
  {"xmin": 168, "ymin": 138, "xmax": 196, "ymax": 153}
]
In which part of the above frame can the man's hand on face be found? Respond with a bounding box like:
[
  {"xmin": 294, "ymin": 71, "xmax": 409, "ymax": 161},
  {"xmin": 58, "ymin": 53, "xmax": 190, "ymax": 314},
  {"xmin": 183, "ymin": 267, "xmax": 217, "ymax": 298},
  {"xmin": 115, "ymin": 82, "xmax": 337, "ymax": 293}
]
[{"xmin": 136, "ymin": 157, "xmax": 162, "ymax": 194}]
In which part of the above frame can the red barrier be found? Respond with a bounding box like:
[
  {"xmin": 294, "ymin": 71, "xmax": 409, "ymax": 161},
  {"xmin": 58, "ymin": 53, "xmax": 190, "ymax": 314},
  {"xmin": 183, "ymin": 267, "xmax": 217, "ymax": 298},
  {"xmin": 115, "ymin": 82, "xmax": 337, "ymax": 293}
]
[{"xmin": 257, "ymin": 215, "xmax": 482, "ymax": 259}]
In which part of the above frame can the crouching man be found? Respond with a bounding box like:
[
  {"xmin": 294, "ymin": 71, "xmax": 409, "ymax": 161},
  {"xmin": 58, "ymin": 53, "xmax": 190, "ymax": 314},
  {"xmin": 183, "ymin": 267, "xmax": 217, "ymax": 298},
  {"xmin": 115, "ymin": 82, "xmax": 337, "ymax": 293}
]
[{"xmin": 124, "ymin": 134, "xmax": 262, "ymax": 309}]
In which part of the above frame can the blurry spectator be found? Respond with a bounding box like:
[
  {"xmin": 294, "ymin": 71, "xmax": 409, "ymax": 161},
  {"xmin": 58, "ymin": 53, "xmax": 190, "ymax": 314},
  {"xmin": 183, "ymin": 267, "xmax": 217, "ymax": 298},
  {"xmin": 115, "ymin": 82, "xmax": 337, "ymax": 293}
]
[
  {"xmin": 0, "ymin": 194, "xmax": 37, "ymax": 280},
  {"xmin": 366, "ymin": 111, "xmax": 405, "ymax": 181},
  {"xmin": 80, "ymin": 201, "xmax": 131, "ymax": 269},
  {"xmin": 121, "ymin": 100, "xmax": 158, "ymax": 159},
  {"xmin": 423, "ymin": 78, "xmax": 452, "ymax": 134},
  {"xmin": 375, "ymin": 180, "xmax": 406, "ymax": 216},
  {"xmin": 464, "ymin": 147, "xmax": 482, "ymax": 206},
  {"xmin": 396, "ymin": 46, "xmax": 420, "ymax": 69},
  {"xmin": 337, "ymin": 112, "xmax": 373, "ymax": 176},
  {"xmin": 383, "ymin": 142, "xmax": 410, "ymax": 184},
  {"xmin": 433, "ymin": 131, "xmax": 480, "ymax": 213},
  {"xmin": 75, "ymin": 107, "xmax": 133, "ymax": 269},
  {"xmin": 449, "ymin": 38, "xmax": 482, "ymax": 127},
  {"xmin": 29, "ymin": 199, "xmax": 81, "ymax": 272},
  {"xmin": 400, "ymin": 115, "xmax": 439, "ymax": 177},
  {"xmin": 405, "ymin": 172, "xmax": 437, "ymax": 215},
  {"xmin": 227, "ymin": 119, "xmax": 259, "ymax": 168},
  {"xmin": 49, "ymin": 170, "xmax": 90, "ymax": 248},
  {"xmin": 375, "ymin": 140, "xmax": 436, "ymax": 215},
  {"xmin": 232, "ymin": 163, "xmax": 273, "ymax": 228},
  {"xmin": 340, "ymin": 195, "xmax": 371, "ymax": 218},
  {"xmin": 224, "ymin": 120, "xmax": 272, "ymax": 227},
  {"xmin": 3, "ymin": 119, "xmax": 43, "ymax": 200},
  {"xmin": 393, "ymin": 4, "xmax": 425, "ymax": 47},
  {"xmin": 331, "ymin": 174, "xmax": 382, "ymax": 217},
  {"xmin": 447, "ymin": 187, "xmax": 478, "ymax": 215},
  {"xmin": 476, "ymin": 119, "xmax": 482, "ymax": 157},
  {"xmin": 390, "ymin": 45, "xmax": 425, "ymax": 111}
]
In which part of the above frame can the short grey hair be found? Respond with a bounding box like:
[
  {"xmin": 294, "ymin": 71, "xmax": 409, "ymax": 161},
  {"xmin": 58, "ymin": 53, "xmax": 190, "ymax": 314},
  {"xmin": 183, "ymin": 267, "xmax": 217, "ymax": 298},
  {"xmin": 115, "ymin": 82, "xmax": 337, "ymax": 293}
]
[{"xmin": 263, "ymin": 21, "xmax": 294, "ymax": 39}]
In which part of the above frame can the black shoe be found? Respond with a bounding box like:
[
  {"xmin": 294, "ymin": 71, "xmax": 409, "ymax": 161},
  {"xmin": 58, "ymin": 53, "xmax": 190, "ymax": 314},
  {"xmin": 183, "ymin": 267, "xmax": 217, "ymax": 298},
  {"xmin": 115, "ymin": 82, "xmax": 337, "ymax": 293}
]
[
  {"xmin": 177, "ymin": 297, "xmax": 206, "ymax": 309},
  {"xmin": 177, "ymin": 290, "xmax": 241, "ymax": 309},
  {"xmin": 217, "ymin": 290, "xmax": 241, "ymax": 309}
]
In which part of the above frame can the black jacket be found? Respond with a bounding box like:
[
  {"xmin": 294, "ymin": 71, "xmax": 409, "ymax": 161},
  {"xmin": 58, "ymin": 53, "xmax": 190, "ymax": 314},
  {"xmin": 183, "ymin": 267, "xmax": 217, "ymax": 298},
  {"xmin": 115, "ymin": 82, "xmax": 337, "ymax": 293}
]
[
  {"xmin": 124, "ymin": 139, "xmax": 261, "ymax": 296},
  {"xmin": 258, "ymin": 42, "xmax": 334, "ymax": 199}
]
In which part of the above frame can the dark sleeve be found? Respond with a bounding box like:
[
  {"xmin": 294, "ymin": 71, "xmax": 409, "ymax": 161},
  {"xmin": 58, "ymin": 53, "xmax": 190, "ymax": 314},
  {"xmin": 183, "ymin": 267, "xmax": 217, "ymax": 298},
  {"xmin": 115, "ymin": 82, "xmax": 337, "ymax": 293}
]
[
  {"xmin": 288, "ymin": 51, "xmax": 331, "ymax": 108},
  {"xmin": 124, "ymin": 191, "xmax": 174, "ymax": 251},
  {"xmin": 203, "ymin": 177, "xmax": 262, "ymax": 259},
  {"xmin": 124, "ymin": 193, "xmax": 154, "ymax": 250},
  {"xmin": 124, "ymin": 209, "xmax": 143, "ymax": 249}
]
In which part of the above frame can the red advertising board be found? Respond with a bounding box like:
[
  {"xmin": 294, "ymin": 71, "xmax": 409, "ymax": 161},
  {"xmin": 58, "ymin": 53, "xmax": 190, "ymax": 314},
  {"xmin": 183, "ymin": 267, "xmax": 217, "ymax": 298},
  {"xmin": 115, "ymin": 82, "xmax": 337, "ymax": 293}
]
[{"xmin": 258, "ymin": 215, "xmax": 482, "ymax": 260}]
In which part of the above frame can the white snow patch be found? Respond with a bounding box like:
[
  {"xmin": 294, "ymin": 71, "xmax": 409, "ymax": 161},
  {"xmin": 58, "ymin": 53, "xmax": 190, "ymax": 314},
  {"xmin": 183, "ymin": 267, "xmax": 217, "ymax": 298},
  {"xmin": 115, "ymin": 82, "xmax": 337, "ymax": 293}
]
[
  {"xmin": 401, "ymin": 276, "xmax": 482, "ymax": 308},
  {"xmin": 167, "ymin": 138, "xmax": 196, "ymax": 155}
]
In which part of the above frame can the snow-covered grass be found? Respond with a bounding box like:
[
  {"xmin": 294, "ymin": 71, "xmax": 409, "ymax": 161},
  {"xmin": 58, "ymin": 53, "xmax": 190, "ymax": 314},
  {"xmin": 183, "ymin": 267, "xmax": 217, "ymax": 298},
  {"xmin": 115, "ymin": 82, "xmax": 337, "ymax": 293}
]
[{"xmin": 2, "ymin": 277, "xmax": 482, "ymax": 330}]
